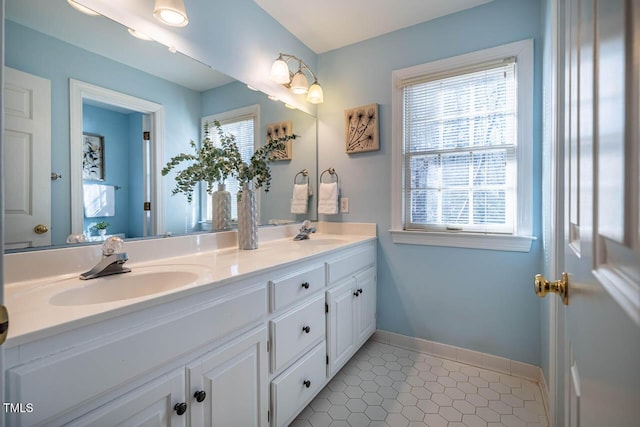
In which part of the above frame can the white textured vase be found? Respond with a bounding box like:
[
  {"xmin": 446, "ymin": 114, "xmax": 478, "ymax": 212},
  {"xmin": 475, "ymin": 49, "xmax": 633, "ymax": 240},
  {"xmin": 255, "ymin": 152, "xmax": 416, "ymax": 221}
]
[
  {"xmin": 212, "ymin": 183, "xmax": 231, "ymax": 230},
  {"xmin": 237, "ymin": 182, "xmax": 258, "ymax": 250}
]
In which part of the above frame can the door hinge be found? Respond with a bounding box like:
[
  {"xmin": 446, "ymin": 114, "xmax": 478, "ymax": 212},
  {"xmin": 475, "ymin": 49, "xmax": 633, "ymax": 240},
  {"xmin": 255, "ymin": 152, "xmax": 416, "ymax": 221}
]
[
  {"xmin": 267, "ymin": 340, "xmax": 271, "ymax": 352},
  {"xmin": 325, "ymin": 303, "xmax": 329, "ymax": 313},
  {"xmin": 143, "ymin": 131, "xmax": 150, "ymax": 140},
  {"xmin": 326, "ymin": 354, "xmax": 329, "ymax": 365},
  {"xmin": 143, "ymin": 201, "xmax": 151, "ymax": 211}
]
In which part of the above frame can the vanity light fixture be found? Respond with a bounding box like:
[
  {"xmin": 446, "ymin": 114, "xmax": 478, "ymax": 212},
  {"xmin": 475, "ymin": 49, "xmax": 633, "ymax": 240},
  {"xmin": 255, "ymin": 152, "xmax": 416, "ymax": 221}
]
[
  {"xmin": 269, "ymin": 53, "xmax": 324, "ymax": 104},
  {"xmin": 153, "ymin": 0, "xmax": 189, "ymax": 27},
  {"xmin": 267, "ymin": 95, "xmax": 279, "ymax": 101},
  {"xmin": 67, "ymin": 0, "xmax": 100, "ymax": 16}
]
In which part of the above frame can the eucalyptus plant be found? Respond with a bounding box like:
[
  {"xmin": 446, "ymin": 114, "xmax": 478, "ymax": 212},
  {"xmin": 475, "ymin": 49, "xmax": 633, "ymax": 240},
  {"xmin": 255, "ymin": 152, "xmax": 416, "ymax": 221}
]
[{"xmin": 162, "ymin": 121, "xmax": 298, "ymax": 203}]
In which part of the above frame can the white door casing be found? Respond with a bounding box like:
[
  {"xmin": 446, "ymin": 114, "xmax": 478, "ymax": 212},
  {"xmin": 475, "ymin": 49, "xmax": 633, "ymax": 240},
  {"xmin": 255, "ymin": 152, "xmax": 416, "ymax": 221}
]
[
  {"xmin": 3, "ymin": 67, "xmax": 51, "ymax": 249},
  {"xmin": 69, "ymin": 79, "xmax": 165, "ymax": 236}
]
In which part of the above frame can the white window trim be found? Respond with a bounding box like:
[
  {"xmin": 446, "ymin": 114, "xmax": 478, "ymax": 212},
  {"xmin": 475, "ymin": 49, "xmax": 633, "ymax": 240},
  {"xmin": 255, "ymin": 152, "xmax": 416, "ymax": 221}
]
[
  {"xmin": 390, "ymin": 39, "xmax": 536, "ymax": 252},
  {"xmin": 201, "ymin": 104, "xmax": 261, "ymax": 222}
]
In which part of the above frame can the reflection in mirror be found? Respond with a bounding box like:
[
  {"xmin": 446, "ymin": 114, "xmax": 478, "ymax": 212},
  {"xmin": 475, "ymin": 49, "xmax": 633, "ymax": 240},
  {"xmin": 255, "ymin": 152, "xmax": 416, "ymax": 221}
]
[{"xmin": 4, "ymin": 0, "xmax": 318, "ymax": 251}]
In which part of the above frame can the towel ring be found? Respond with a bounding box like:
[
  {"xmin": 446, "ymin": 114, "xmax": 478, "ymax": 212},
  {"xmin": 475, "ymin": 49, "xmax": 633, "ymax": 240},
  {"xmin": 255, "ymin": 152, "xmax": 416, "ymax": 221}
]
[
  {"xmin": 294, "ymin": 169, "xmax": 309, "ymax": 185},
  {"xmin": 320, "ymin": 167, "xmax": 339, "ymax": 184}
]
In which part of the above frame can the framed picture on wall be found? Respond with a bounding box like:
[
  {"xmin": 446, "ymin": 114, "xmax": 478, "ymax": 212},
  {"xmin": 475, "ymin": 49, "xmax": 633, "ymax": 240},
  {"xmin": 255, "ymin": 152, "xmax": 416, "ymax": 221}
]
[
  {"xmin": 345, "ymin": 103, "xmax": 379, "ymax": 153},
  {"xmin": 82, "ymin": 133, "xmax": 105, "ymax": 181},
  {"xmin": 267, "ymin": 120, "xmax": 293, "ymax": 161}
]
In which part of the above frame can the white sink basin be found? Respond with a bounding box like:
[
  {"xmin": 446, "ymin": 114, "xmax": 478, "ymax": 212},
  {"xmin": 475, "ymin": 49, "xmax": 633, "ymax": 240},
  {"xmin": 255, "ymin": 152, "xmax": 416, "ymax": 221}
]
[{"xmin": 49, "ymin": 265, "xmax": 208, "ymax": 306}]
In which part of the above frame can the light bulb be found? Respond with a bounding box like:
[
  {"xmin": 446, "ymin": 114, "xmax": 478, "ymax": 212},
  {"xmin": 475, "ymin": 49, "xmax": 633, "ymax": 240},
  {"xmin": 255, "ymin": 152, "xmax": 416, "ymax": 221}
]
[
  {"xmin": 153, "ymin": 0, "xmax": 189, "ymax": 27},
  {"xmin": 270, "ymin": 59, "xmax": 290, "ymax": 85},
  {"xmin": 307, "ymin": 82, "xmax": 324, "ymax": 104},
  {"xmin": 290, "ymin": 70, "xmax": 309, "ymax": 95}
]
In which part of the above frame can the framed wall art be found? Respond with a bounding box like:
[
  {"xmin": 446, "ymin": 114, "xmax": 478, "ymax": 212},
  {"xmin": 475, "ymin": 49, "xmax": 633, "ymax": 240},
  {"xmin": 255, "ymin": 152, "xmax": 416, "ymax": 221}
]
[
  {"xmin": 82, "ymin": 133, "xmax": 105, "ymax": 181},
  {"xmin": 345, "ymin": 103, "xmax": 379, "ymax": 153},
  {"xmin": 266, "ymin": 120, "xmax": 293, "ymax": 161}
]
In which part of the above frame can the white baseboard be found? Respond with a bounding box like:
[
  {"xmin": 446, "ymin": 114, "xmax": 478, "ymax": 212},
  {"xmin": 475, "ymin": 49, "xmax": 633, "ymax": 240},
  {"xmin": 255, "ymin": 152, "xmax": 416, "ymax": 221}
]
[{"xmin": 372, "ymin": 329, "xmax": 541, "ymax": 383}]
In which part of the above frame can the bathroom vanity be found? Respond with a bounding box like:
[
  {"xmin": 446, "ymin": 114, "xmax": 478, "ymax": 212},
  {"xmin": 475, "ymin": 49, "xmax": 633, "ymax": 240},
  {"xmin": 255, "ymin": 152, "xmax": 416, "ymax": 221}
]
[{"xmin": 3, "ymin": 223, "xmax": 376, "ymax": 427}]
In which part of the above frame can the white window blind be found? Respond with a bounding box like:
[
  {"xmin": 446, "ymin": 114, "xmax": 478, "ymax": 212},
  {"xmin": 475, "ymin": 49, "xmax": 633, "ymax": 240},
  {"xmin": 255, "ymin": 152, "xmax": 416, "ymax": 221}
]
[
  {"xmin": 402, "ymin": 59, "xmax": 517, "ymax": 234},
  {"xmin": 206, "ymin": 116, "xmax": 255, "ymax": 221}
]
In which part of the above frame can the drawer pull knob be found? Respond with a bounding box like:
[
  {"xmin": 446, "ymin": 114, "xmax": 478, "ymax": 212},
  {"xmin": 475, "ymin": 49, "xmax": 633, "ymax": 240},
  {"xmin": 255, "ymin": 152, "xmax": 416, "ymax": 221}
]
[
  {"xmin": 194, "ymin": 390, "xmax": 207, "ymax": 403},
  {"xmin": 358, "ymin": 288, "xmax": 363, "ymax": 294},
  {"xmin": 174, "ymin": 402, "xmax": 187, "ymax": 415},
  {"xmin": 302, "ymin": 325, "xmax": 311, "ymax": 334},
  {"xmin": 353, "ymin": 291, "xmax": 359, "ymax": 297},
  {"xmin": 303, "ymin": 380, "xmax": 311, "ymax": 388},
  {"xmin": 301, "ymin": 282, "xmax": 310, "ymax": 289}
]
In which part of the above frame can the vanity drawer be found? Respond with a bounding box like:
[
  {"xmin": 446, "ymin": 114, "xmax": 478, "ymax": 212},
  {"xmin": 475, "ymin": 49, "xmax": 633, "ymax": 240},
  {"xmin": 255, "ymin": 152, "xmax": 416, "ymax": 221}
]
[
  {"xmin": 326, "ymin": 243, "xmax": 376, "ymax": 284},
  {"xmin": 270, "ymin": 294, "xmax": 325, "ymax": 373},
  {"xmin": 271, "ymin": 341, "xmax": 326, "ymax": 427},
  {"xmin": 269, "ymin": 264, "xmax": 325, "ymax": 312}
]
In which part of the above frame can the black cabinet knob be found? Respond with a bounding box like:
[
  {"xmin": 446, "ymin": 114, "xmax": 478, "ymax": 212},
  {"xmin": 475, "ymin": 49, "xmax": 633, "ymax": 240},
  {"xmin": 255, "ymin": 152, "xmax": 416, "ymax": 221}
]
[
  {"xmin": 358, "ymin": 288, "xmax": 363, "ymax": 294},
  {"xmin": 353, "ymin": 291, "xmax": 359, "ymax": 297},
  {"xmin": 301, "ymin": 282, "xmax": 310, "ymax": 289},
  {"xmin": 194, "ymin": 390, "xmax": 207, "ymax": 403},
  {"xmin": 303, "ymin": 380, "xmax": 311, "ymax": 388},
  {"xmin": 174, "ymin": 402, "xmax": 187, "ymax": 416},
  {"xmin": 302, "ymin": 325, "xmax": 311, "ymax": 333}
]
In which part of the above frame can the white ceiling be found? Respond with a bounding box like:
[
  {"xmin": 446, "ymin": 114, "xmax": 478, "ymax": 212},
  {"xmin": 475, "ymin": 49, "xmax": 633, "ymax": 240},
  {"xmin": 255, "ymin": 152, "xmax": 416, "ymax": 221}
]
[{"xmin": 253, "ymin": 0, "xmax": 494, "ymax": 53}]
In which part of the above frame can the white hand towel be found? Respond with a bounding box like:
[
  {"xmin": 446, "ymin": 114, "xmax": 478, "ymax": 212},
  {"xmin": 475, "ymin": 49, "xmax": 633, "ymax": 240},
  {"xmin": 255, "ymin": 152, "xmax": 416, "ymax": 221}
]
[
  {"xmin": 318, "ymin": 182, "xmax": 339, "ymax": 215},
  {"xmin": 290, "ymin": 183, "xmax": 309, "ymax": 214}
]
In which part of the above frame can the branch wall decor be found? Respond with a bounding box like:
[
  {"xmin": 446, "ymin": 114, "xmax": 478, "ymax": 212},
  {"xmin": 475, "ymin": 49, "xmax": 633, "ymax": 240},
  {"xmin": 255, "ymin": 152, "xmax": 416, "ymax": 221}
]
[
  {"xmin": 345, "ymin": 103, "xmax": 379, "ymax": 153},
  {"xmin": 266, "ymin": 120, "xmax": 293, "ymax": 161}
]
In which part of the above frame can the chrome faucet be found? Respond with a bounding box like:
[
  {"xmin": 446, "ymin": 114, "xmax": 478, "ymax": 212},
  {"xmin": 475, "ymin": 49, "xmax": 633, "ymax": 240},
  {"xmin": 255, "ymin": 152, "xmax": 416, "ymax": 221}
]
[
  {"xmin": 80, "ymin": 237, "xmax": 131, "ymax": 280},
  {"xmin": 294, "ymin": 220, "xmax": 317, "ymax": 241}
]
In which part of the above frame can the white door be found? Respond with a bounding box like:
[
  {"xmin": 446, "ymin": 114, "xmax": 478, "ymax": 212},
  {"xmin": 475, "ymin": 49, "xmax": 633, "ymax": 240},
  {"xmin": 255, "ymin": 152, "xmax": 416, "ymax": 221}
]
[
  {"xmin": 556, "ymin": 1, "xmax": 640, "ymax": 426},
  {"xmin": 326, "ymin": 278, "xmax": 356, "ymax": 376},
  {"xmin": 354, "ymin": 267, "xmax": 377, "ymax": 345},
  {"xmin": 3, "ymin": 67, "xmax": 51, "ymax": 249},
  {"xmin": 65, "ymin": 369, "xmax": 187, "ymax": 427},
  {"xmin": 187, "ymin": 327, "xmax": 268, "ymax": 427}
]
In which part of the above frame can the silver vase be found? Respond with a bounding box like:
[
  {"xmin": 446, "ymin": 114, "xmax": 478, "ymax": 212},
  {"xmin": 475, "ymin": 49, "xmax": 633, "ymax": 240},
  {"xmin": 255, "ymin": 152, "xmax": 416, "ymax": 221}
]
[
  {"xmin": 237, "ymin": 182, "xmax": 258, "ymax": 250},
  {"xmin": 212, "ymin": 183, "xmax": 231, "ymax": 230}
]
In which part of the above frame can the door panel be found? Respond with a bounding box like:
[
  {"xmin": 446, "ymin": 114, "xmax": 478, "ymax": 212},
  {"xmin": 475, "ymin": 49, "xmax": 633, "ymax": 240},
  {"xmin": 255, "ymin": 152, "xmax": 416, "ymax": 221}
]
[
  {"xmin": 3, "ymin": 67, "xmax": 51, "ymax": 248},
  {"xmin": 561, "ymin": 1, "xmax": 640, "ymax": 427},
  {"xmin": 326, "ymin": 279, "xmax": 355, "ymax": 376}
]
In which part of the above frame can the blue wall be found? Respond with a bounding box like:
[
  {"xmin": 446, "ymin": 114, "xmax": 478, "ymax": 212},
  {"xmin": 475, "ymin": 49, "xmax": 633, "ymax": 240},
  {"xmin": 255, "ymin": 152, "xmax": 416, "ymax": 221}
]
[
  {"xmin": 82, "ymin": 104, "xmax": 130, "ymax": 237},
  {"xmin": 202, "ymin": 81, "xmax": 318, "ymax": 223},
  {"xmin": 5, "ymin": 21, "xmax": 201, "ymax": 243},
  {"xmin": 317, "ymin": 0, "xmax": 543, "ymax": 364},
  {"xmin": 128, "ymin": 113, "xmax": 145, "ymax": 238}
]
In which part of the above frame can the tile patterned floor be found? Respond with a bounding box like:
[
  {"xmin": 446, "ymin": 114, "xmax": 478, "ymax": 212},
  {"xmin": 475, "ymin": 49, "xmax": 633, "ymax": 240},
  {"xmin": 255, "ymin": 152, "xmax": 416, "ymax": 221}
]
[{"xmin": 290, "ymin": 340, "xmax": 548, "ymax": 427}]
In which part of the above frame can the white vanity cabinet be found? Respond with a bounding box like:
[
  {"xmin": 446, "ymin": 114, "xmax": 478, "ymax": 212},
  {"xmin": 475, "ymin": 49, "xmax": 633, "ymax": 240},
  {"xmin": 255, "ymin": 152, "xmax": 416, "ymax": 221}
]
[
  {"xmin": 4, "ymin": 235, "xmax": 376, "ymax": 427},
  {"xmin": 326, "ymin": 245, "xmax": 377, "ymax": 376},
  {"xmin": 65, "ymin": 368, "xmax": 187, "ymax": 427},
  {"xmin": 187, "ymin": 327, "xmax": 268, "ymax": 427}
]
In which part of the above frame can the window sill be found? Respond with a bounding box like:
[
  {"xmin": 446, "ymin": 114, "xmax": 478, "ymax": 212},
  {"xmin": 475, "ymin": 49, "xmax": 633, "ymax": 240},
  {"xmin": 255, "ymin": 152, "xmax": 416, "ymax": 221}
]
[{"xmin": 389, "ymin": 229, "xmax": 536, "ymax": 252}]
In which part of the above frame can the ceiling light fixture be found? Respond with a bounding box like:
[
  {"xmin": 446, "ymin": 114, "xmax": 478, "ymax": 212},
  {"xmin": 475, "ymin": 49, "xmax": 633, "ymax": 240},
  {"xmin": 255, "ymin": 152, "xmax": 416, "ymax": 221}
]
[
  {"xmin": 269, "ymin": 53, "xmax": 324, "ymax": 104},
  {"xmin": 67, "ymin": 0, "xmax": 100, "ymax": 16},
  {"xmin": 153, "ymin": 0, "xmax": 189, "ymax": 27}
]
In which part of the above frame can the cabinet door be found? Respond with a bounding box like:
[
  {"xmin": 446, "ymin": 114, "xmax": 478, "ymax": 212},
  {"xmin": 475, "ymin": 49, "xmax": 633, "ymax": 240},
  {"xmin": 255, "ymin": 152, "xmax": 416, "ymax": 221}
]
[
  {"xmin": 187, "ymin": 327, "xmax": 268, "ymax": 427},
  {"xmin": 66, "ymin": 369, "xmax": 187, "ymax": 427},
  {"xmin": 355, "ymin": 267, "xmax": 377, "ymax": 345},
  {"xmin": 326, "ymin": 278, "xmax": 356, "ymax": 376}
]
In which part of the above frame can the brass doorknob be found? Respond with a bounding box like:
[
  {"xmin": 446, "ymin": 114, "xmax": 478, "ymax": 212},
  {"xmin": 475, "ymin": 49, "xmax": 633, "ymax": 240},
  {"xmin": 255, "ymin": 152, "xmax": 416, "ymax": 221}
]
[
  {"xmin": 534, "ymin": 272, "xmax": 569, "ymax": 305},
  {"xmin": 33, "ymin": 224, "xmax": 49, "ymax": 234}
]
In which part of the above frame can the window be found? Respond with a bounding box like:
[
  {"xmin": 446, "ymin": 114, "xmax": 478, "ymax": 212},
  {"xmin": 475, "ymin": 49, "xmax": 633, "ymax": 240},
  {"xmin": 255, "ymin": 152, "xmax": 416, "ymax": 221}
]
[
  {"xmin": 391, "ymin": 40, "xmax": 535, "ymax": 252},
  {"xmin": 201, "ymin": 105, "xmax": 260, "ymax": 223}
]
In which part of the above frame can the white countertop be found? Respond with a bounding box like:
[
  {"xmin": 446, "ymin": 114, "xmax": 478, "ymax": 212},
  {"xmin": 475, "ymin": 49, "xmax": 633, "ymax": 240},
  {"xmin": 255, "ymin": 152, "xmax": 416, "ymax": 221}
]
[{"xmin": 4, "ymin": 223, "xmax": 376, "ymax": 347}]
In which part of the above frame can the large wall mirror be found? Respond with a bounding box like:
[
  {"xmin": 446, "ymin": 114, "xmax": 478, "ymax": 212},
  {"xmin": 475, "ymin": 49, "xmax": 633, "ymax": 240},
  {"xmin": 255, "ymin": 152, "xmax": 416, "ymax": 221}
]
[{"xmin": 3, "ymin": 0, "xmax": 318, "ymax": 251}]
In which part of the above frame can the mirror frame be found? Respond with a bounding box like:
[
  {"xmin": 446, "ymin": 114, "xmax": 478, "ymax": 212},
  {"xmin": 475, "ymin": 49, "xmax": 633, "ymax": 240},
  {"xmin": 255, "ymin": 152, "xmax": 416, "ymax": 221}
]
[{"xmin": 69, "ymin": 79, "xmax": 165, "ymax": 236}]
